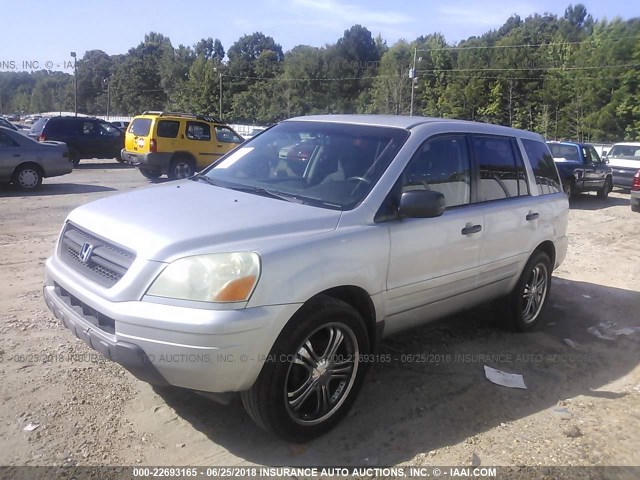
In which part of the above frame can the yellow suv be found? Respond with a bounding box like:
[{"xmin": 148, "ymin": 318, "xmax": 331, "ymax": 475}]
[{"xmin": 121, "ymin": 112, "xmax": 244, "ymax": 180}]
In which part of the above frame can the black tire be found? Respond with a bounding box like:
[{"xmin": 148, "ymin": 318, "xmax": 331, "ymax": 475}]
[
  {"xmin": 168, "ymin": 156, "xmax": 195, "ymax": 180},
  {"xmin": 115, "ymin": 153, "xmax": 125, "ymax": 163},
  {"xmin": 69, "ymin": 148, "xmax": 81, "ymax": 167},
  {"xmin": 139, "ymin": 168, "xmax": 162, "ymax": 179},
  {"xmin": 241, "ymin": 296, "xmax": 370, "ymax": 442},
  {"xmin": 631, "ymin": 202, "xmax": 640, "ymax": 213},
  {"xmin": 12, "ymin": 164, "xmax": 43, "ymax": 191},
  {"xmin": 506, "ymin": 251, "xmax": 552, "ymax": 332},
  {"xmin": 597, "ymin": 177, "xmax": 612, "ymax": 199},
  {"xmin": 563, "ymin": 180, "xmax": 574, "ymax": 199}
]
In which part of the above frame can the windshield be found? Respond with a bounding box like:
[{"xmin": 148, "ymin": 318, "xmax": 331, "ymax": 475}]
[
  {"xmin": 608, "ymin": 145, "xmax": 640, "ymax": 160},
  {"xmin": 201, "ymin": 121, "xmax": 409, "ymax": 210}
]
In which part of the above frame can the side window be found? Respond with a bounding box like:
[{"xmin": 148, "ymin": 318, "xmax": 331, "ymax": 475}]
[
  {"xmin": 98, "ymin": 122, "xmax": 120, "ymax": 136},
  {"xmin": 522, "ymin": 139, "xmax": 562, "ymax": 195},
  {"xmin": 186, "ymin": 121, "xmax": 211, "ymax": 141},
  {"xmin": 589, "ymin": 146, "xmax": 602, "ymax": 163},
  {"xmin": 0, "ymin": 131, "xmax": 18, "ymax": 147},
  {"xmin": 215, "ymin": 126, "xmax": 243, "ymax": 144},
  {"xmin": 582, "ymin": 146, "xmax": 592, "ymax": 163},
  {"xmin": 401, "ymin": 135, "xmax": 471, "ymax": 208},
  {"xmin": 156, "ymin": 120, "xmax": 180, "ymax": 138},
  {"xmin": 473, "ymin": 136, "xmax": 529, "ymax": 201},
  {"xmin": 82, "ymin": 121, "xmax": 97, "ymax": 136}
]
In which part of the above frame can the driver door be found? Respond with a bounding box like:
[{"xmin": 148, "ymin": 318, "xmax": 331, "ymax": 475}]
[{"xmin": 384, "ymin": 134, "xmax": 484, "ymax": 335}]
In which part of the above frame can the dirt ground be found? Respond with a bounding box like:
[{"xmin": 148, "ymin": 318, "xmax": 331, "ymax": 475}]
[{"xmin": 0, "ymin": 160, "xmax": 638, "ymax": 470}]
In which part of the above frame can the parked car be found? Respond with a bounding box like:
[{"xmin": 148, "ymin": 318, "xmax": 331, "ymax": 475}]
[
  {"xmin": 120, "ymin": 111, "xmax": 244, "ymax": 180},
  {"xmin": 0, "ymin": 126, "xmax": 72, "ymax": 190},
  {"xmin": 110, "ymin": 121, "xmax": 130, "ymax": 130},
  {"xmin": 603, "ymin": 142, "xmax": 640, "ymax": 189},
  {"xmin": 43, "ymin": 115, "xmax": 568, "ymax": 441},
  {"xmin": 28, "ymin": 116, "xmax": 124, "ymax": 166},
  {"xmin": 547, "ymin": 141, "xmax": 613, "ymax": 198},
  {"xmin": 631, "ymin": 170, "xmax": 640, "ymax": 212}
]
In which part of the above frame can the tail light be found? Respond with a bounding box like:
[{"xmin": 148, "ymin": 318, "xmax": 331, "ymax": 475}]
[
  {"xmin": 149, "ymin": 139, "xmax": 157, "ymax": 153},
  {"xmin": 632, "ymin": 170, "xmax": 640, "ymax": 191},
  {"xmin": 38, "ymin": 134, "xmax": 46, "ymax": 142}
]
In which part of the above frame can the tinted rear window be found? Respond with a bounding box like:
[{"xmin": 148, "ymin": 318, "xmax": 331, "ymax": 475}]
[
  {"xmin": 130, "ymin": 118, "xmax": 152, "ymax": 136},
  {"xmin": 156, "ymin": 120, "xmax": 180, "ymax": 138},
  {"xmin": 523, "ymin": 139, "xmax": 562, "ymax": 194},
  {"xmin": 473, "ymin": 135, "xmax": 529, "ymax": 201}
]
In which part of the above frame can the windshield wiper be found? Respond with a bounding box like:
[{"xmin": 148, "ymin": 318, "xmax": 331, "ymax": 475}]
[
  {"xmin": 190, "ymin": 174, "xmax": 220, "ymax": 186},
  {"xmin": 227, "ymin": 184, "xmax": 305, "ymax": 204}
]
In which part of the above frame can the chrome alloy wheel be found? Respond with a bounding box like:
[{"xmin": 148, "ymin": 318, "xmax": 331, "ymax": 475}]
[
  {"xmin": 285, "ymin": 323, "xmax": 359, "ymax": 426},
  {"xmin": 522, "ymin": 263, "xmax": 549, "ymax": 324}
]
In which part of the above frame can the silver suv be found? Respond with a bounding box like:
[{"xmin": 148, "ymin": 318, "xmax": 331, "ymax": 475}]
[{"xmin": 43, "ymin": 115, "xmax": 568, "ymax": 441}]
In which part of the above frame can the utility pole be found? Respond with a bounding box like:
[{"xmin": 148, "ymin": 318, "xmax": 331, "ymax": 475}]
[
  {"xmin": 219, "ymin": 73, "xmax": 223, "ymax": 120},
  {"xmin": 70, "ymin": 52, "xmax": 77, "ymax": 116},
  {"xmin": 103, "ymin": 78, "xmax": 110, "ymax": 120},
  {"xmin": 409, "ymin": 47, "xmax": 417, "ymax": 116}
]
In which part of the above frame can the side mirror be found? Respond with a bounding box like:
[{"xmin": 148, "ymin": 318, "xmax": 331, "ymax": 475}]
[{"xmin": 398, "ymin": 190, "xmax": 446, "ymax": 218}]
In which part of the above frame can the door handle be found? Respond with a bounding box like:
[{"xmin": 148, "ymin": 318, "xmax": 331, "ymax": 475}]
[
  {"xmin": 526, "ymin": 212, "xmax": 539, "ymax": 221},
  {"xmin": 13, "ymin": 154, "xmax": 20, "ymax": 157},
  {"xmin": 461, "ymin": 223, "xmax": 482, "ymax": 235}
]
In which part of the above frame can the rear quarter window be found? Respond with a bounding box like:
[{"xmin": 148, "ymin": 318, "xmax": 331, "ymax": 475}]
[
  {"xmin": 129, "ymin": 118, "xmax": 152, "ymax": 137},
  {"xmin": 30, "ymin": 117, "xmax": 49, "ymax": 134},
  {"xmin": 156, "ymin": 120, "xmax": 180, "ymax": 138},
  {"xmin": 522, "ymin": 139, "xmax": 562, "ymax": 194}
]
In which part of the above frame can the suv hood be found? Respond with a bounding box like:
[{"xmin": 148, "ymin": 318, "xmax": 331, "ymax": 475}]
[{"xmin": 66, "ymin": 180, "xmax": 342, "ymax": 262}]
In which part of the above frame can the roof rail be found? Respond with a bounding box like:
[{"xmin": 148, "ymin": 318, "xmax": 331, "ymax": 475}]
[{"xmin": 140, "ymin": 111, "xmax": 224, "ymax": 123}]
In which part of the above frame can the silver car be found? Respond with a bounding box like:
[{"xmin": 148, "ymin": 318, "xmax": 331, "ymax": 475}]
[
  {"xmin": 0, "ymin": 126, "xmax": 72, "ymax": 190},
  {"xmin": 43, "ymin": 115, "xmax": 568, "ymax": 441}
]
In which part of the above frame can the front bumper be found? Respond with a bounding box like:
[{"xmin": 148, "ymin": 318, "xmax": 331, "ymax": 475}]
[
  {"xmin": 121, "ymin": 149, "xmax": 173, "ymax": 173},
  {"xmin": 44, "ymin": 257, "xmax": 302, "ymax": 393}
]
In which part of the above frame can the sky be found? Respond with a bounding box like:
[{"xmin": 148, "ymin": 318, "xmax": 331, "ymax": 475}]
[{"xmin": 1, "ymin": 0, "xmax": 639, "ymax": 72}]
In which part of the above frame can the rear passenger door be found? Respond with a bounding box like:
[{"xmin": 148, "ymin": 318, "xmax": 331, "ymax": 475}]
[
  {"xmin": 185, "ymin": 121, "xmax": 217, "ymax": 169},
  {"xmin": 154, "ymin": 119, "xmax": 180, "ymax": 154},
  {"xmin": 472, "ymin": 135, "xmax": 539, "ymax": 293},
  {"xmin": 385, "ymin": 134, "xmax": 484, "ymax": 334}
]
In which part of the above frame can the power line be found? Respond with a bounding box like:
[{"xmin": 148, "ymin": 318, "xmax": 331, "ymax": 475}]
[
  {"xmin": 416, "ymin": 63, "xmax": 639, "ymax": 73},
  {"xmin": 415, "ymin": 34, "xmax": 640, "ymax": 53}
]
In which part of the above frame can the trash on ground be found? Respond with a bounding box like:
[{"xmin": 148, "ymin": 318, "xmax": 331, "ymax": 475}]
[
  {"xmin": 484, "ymin": 366, "xmax": 527, "ymax": 389},
  {"xmin": 582, "ymin": 294, "xmax": 592, "ymax": 299},
  {"xmin": 563, "ymin": 338, "xmax": 579, "ymax": 349},
  {"xmin": 587, "ymin": 326, "xmax": 616, "ymax": 341},
  {"xmin": 23, "ymin": 423, "xmax": 39, "ymax": 432}
]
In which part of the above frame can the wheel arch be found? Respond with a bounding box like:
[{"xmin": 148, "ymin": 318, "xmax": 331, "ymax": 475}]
[
  {"xmin": 12, "ymin": 161, "xmax": 44, "ymax": 179},
  {"xmin": 534, "ymin": 240, "xmax": 556, "ymax": 270},
  {"xmin": 171, "ymin": 151, "xmax": 197, "ymax": 163},
  {"xmin": 310, "ymin": 285, "xmax": 378, "ymax": 352}
]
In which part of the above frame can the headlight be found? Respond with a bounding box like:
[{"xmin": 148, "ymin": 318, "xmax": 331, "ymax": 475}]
[{"xmin": 147, "ymin": 252, "xmax": 260, "ymax": 303}]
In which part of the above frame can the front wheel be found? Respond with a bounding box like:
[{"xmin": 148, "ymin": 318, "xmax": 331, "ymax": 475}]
[
  {"xmin": 242, "ymin": 296, "xmax": 370, "ymax": 442},
  {"xmin": 507, "ymin": 251, "xmax": 552, "ymax": 332},
  {"xmin": 597, "ymin": 177, "xmax": 612, "ymax": 199}
]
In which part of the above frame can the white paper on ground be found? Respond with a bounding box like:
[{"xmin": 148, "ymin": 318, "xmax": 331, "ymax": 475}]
[{"xmin": 484, "ymin": 366, "xmax": 527, "ymax": 389}]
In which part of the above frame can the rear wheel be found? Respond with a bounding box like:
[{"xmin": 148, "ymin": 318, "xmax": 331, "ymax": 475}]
[
  {"xmin": 168, "ymin": 156, "xmax": 195, "ymax": 180},
  {"xmin": 241, "ymin": 296, "xmax": 369, "ymax": 442},
  {"xmin": 12, "ymin": 164, "xmax": 42, "ymax": 191},
  {"xmin": 597, "ymin": 177, "xmax": 612, "ymax": 199},
  {"xmin": 139, "ymin": 168, "xmax": 162, "ymax": 179},
  {"xmin": 506, "ymin": 251, "xmax": 552, "ymax": 332}
]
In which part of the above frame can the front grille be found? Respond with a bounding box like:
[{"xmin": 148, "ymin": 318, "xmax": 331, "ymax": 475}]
[
  {"xmin": 54, "ymin": 283, "xmax": 115, "ymax": 335},
  {"xmin": 58, "ymin": 223, "xmax": 135, "ymax": 288}
]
